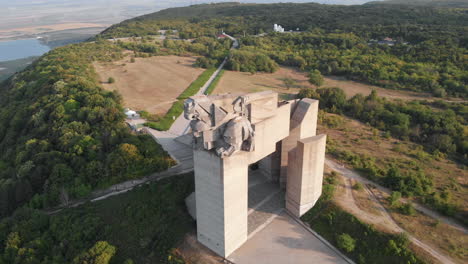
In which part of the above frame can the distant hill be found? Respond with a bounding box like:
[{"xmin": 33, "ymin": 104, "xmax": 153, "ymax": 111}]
[
  {"xmin": 100, "ymin": 2, "xmax": 468, "ymax": 40},
  {"xmin": 367, "ymin": 0, "xmax": 468, "ymax": 8}
]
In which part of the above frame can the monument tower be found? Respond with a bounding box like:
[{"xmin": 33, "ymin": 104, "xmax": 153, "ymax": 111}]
[{"xmin": 184, "ymin": 91, "xmax": 326, "ymax": 257}]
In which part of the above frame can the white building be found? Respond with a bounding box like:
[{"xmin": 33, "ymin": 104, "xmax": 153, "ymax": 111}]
[
  {"xmin": 273, "ymin": 24, "xmax": 285, "ymax": 33},
  {"xmin": 124, "ymin": 108, "xmax": 140, "ymax": 119}
]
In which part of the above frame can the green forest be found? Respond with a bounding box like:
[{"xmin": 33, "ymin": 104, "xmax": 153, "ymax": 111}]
[
  {"xmin": 0, "ymin": 41, "xmax": 175, "ymax": 218},
  {"xmin": 100, "ymin": 2, "xmax": 467, "ymax": 98},
  {"xmin": 0, "ymin": 173, "xmax": 194, "ymax": 264},
  {"xmin": 300, "ymin": 88, "xmax": 466, "ymax": 218},
  {"xmin": 0, "ymin": 1, "xmax": 466, "ymax": 263}
]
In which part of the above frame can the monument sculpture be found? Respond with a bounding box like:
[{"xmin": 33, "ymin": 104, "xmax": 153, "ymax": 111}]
[{"xmin": 184, "ymin": 91, "xmax": 326, "ymax": 257}]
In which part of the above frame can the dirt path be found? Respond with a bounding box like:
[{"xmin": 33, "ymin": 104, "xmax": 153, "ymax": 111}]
[
  {"xmin": 336, "ymin": 176, "xmax": 456, "ymax": 264},
  {"xmin": 169, "ymin": 33, "xmax": 238, "ymax": 136},
  {"xmin": 326, "ymin": 159, "xmax": 468, "ymax": 234},
  {"xmin": 335, "ymin": 177, "xmax": 400, "ymax": 232},
  {"xmin": 331, "ymin": 163, "xmax": 461, "ymax": 264}
]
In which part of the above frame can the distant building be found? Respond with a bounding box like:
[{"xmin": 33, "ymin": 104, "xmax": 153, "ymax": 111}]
[
  {"xmin": 273, "ymin": 24, "xmax": 285, "ymax": 33},
  {"xmin": 378, "ymin": 37, "xmax": 397, "ymax": 46},
  {"xmin": 368, "ymin": 37, "xmax": 400, "ymax": 46},
  {"xmin": 124, "ymin": 108, "xmax": 140, "ymax": 119},
  {"xmin": 217, "ymin": 33, "xmax": 227, "ymax": 39}
]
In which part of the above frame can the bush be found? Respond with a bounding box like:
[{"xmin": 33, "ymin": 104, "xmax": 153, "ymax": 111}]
[
  {"xmin": 308, "ymin": 69, "xmax": 324, "ymax": 87},
  {"xmin": 353, "ymin": 182, "xmax": 363, "ymax": 191},
  {"xmin": 399, "ymin": 203, "xmax": 416, "ymax": 216},
  {"xmin": 389, "ymin": 191, "xmax": 401, "ymax": 207},
  {"xmin": 337, "ymin": 233, "xmax": 356, "ymax": 253},
  {"xmin": 108, "ymin": 77, "xmax": 115, "ymax": 83}
]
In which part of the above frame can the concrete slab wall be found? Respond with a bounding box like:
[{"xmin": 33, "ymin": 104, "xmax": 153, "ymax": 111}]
[
  {"xmin": 280, "ymin": 99, "xmax": 319, "ymax": 188},
  {"xmin": 194, "ymin": 149, "xmax": 249, "ymax": 257},
  {"xmin": 286, "ymin": 134, "xmax": 327, "ymax": 217}
]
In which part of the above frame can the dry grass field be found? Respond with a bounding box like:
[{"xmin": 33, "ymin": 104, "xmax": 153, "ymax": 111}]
[
  {"xmin": 320, "ymin": 113, "xmax": 467, "ymax": 263},
  {"xmin": 213, "ymin": 67, "xmax": 311, "ymax": 99},
  {"xmin": 323, "ymin": 76, "xmax": 443, "ymax": 101},
  {"xmin": 213, "ymin": 67, "xmax": 461, "ymax": 102},
  {"xmin": 319, "ymin": 114, "xmax": 467, "ymax": 213},
  {"xmin": 94, "ymin": 55, "xmax": 204, "ymax": 115}
]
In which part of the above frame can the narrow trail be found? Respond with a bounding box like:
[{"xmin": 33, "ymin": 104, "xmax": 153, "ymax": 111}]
[
  {"xmin": 325, "ymin": 158, "xmax": 468, "ymax": 234},
  {"xmin": 335, "ymin": 172, "xmax": 457, "ymax": 264},
  {"xmin": 169, "ymin": 33, "xmax": 238, "ymax": 135}
]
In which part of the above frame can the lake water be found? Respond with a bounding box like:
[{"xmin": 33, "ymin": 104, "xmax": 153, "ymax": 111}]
[{"xmin": 0, "ymin": 38, "xmax": 50, "ymax": 62}]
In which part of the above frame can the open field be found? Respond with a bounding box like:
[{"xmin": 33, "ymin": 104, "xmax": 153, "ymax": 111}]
[
  {"xmin": 322, "ymin": 76, "xmax": 460, "ymax": 101},
  {"xmin": 213, "ymin": 67, "xmax": 464, "ymax": 102},
  {"xmin": 94, "ymin": 55, "xmax": 204, "ymax": 115},
  {"xmin": 213, "ymin": 67, "xmax": 310, "ymax": 99}
]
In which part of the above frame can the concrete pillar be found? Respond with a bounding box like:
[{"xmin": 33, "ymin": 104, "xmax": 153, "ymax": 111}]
[
  {"xmin": 286, "ymin": 134, "xmax": 327, "ymax": 217},
  {"xmin": 194, "ymin": 149, "xmax": 248, "ymax": 257},
  {"xmin": 280, "ymin": 98, "xmax": 319, "ymax": 188},
  {"xmin": 257, "ymin": 142, "xmax": 281, "ymax": 182}
]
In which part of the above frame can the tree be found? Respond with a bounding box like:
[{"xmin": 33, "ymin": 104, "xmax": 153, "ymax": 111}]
[
  {"xmin": 282, "ymin": 77, "xmax": 297, "ymax": 90},
  {"xmin": 308, "ymin": 69, "xmax": 324, "ymax": 87},
  {"xmin": 316, "ymin": 87, "xmax": 347, "ymax": 113},
  {"xmin": 108, "ymin": 77, "xmax": 115, "ymax": 84},
  {"xmin": 73, "ymin": 241, "xmax": 116, "ymax": 264},
  {"xmin": 337, "ymin": 233, "xmax": 356, "ymax": 253}
]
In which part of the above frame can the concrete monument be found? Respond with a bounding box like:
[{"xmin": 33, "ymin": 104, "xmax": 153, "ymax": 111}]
[{"xmin": 184, "ymin": 91, "xmax": 326, "ymax": 257}]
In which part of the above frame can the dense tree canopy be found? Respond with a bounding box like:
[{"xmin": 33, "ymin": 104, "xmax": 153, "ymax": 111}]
[
  {"xmin": 0, "ymin": 41, "xmax": 174, "ymax": 218},
  {"xmin": 97, "ymin": 2, "xmax": 467, "ymax": 97}
]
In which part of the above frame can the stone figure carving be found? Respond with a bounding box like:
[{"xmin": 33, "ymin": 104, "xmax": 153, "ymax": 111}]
[{"xmin": 183, "ymin": 94, "xmax": 254, "ymax": 157}]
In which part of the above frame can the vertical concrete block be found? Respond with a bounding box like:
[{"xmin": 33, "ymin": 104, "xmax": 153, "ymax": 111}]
[
  {"xmin": 194, "ymin": 150, "xmax": 248, "ymax": 257},
  {"xmin": 280, "ymin": 99, "xmax": 319, "ymax": 187},
  {"xmin": 286, "ymin": 134, "xmax": 326, "ymax": 217}
]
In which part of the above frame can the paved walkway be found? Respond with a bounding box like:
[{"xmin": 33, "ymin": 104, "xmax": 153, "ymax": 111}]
[
  {"xmin": 145, "ymin": 128, "xmax": 193, "ymax": 170},
  {"xmin": 228, "ymin": 212, "xmax": 350, "ymax": 264},
  {"xmin": 168, "ymin": 33, "xmax": 238, "ymax": 136}
]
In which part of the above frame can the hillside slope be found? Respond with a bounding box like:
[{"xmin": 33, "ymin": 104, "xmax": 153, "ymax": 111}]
[{"xmin": 0, "ymin": 41, "xmax": 174, "ymax": 218}]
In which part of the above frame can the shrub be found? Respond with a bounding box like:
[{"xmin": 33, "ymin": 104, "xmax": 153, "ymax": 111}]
[
  {"xmin": 389, "ymin": 191, "xmax": 401, "ymax": 207},
  {"xmin": 353, "ymin": 182, "xmax": 364, "ymax": 191},
  {"xmin": 108, "ymin": 77, "xmax": 115, "ymax": 83},
  {"xmin": 337, "ymin": 233, "xmax": 356, "ymax": 253},
  {"xmin": 308, "ymin": 69, "xmax": 324, "ymax": 87},
  {"xmin": 399, "ymin": 203, "xmax": 416, "ymax": 216}
]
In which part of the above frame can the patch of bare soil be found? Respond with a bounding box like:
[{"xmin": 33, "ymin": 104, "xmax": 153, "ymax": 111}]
[
  {"xmin": 177, "ymin": 233, "xmax": 225, "ymax": 264},
  {"xmin": 213, "ymin": 67, "xmax": 312, "ymax": 99},
  {"xmin": 94, "ymin": 55, "xmax": 204, "ymax": 115},
  {"xmin": 324, "ymin": 76, "xmax": 440, "ymax": 101}
]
